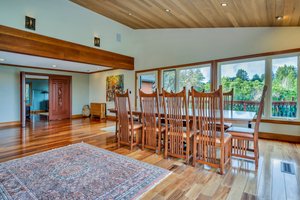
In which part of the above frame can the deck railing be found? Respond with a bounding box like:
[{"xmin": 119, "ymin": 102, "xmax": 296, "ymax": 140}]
[{"xmin": 230, "ymin": 100, "xmax": 297, "ymax": 118}]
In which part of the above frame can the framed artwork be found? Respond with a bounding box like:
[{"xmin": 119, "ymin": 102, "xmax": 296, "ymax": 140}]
[{"xmin": 106, "ymin": 74, "xmax": 124, "ymax": 102}]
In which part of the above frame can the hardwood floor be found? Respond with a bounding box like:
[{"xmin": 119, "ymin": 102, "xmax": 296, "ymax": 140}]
[{"xmin": 0, "ymin": 118, "xmax": 299, "ymax": 200}]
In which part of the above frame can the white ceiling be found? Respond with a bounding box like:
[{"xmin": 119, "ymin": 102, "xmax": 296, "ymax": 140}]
[{"xmin": 0, "ymin": 51, "xmax": 111, "ymax": 73}]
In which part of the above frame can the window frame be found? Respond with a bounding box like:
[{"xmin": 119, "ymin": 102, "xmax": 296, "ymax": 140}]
[
  {"xmin": 161, "ymin": 63, "xmax": 212, "ymax": 92},
  {"xmin": 217, "ymin": 53, "xmax": 300, "ymax": 121}
]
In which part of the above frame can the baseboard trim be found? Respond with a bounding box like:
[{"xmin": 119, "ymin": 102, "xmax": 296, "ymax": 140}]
[
  {"xmin": 0, "ymin": 121, "xmax": 21, "ymax": 128},
  {"xmin": 259, "ymin": 132, "xmax": 300, "ymax": 143},
  {"xmin": 72, "ymin": 114, "xmax": 83, "ymax": 119},
  {"xmin": 106, "ymin": 115, "xmax": 116, "ymax": 121}
]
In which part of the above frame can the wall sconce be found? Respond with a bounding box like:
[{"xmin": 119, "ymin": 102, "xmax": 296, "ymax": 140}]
[
  {"xmin": 94, "ymin": 37, "xmax": 100, "ymax": 47},
  {"xmin": 25, "ymin": 16, "xmax": 36, "ymax": 30}
]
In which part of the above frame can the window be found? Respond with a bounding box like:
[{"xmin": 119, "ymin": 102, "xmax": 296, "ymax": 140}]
[
  {"xmin": 271, "ymin": 56, "xmax": 298, "ymax": 118},
  {"xmin": 25, "ymin": 82, "xmax": 32, "ymax": 106},
  {"xmin": 163, "ymin": 70, "xmax": 176, "ymax": 92},
  {"xmin": 139, "ymin": 74, "xmax": 156, "ymax": 93},
  {"xmin": 178, "ymin": 66, "xmax": 211, "ymax": 92},
  {"xmin": 163, "ymin": 65, "xmax": 211, "ymax": 92},
  {"xmin": 220, "ymin": 59, "xmax": 266, "ymax": 112}
]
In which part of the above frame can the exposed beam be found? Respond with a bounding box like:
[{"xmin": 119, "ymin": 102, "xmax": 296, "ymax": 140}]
[{"xmin": 0, "ymin": 25, "xmax": 134, "ymax": 70}]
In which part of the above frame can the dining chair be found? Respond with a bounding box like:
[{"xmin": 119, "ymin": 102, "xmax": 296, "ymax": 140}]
[
  {"xmin": 190, "ymin": 85, "xmax": 232, "ymax": 175},
  {"xmin": 114, "ymin": 89, "xmax": 142, "ymax": 150},
  {"xmin": 139, "ymin": 89, "xmax": 165, "ymax": 153},
  {"xmin": 162, "ymin": 87, "xmax": 193, "ymax": 163},
  {"xmin": 217, "ymin": 88, "xmax": 234, "ymax": 131},
  {"xmin": 226, "ymin": 85, "xmax": 267, "ymax": 169}
]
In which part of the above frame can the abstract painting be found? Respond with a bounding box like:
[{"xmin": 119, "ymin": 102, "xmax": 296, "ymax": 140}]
[{"xmin": 106, "ymin": 74, "xmax": 124, "ymax": 102}]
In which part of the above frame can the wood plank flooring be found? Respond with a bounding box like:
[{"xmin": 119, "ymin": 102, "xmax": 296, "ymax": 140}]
[{"xmin": 0, "ymin": 118, "xmax": 299, "ymax": 200}]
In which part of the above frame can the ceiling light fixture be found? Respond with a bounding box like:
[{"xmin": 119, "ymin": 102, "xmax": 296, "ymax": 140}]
[
  {"xmin": 128, "ymin": 13, "xmax": 132, "ymax": 16},
  {"xmin": 165, "ymin": 9, "xmax": 171, "ymax": 12},
  {"xmin": 276, "ymin": 16, "xmax": 283, "ymax": 20},
  {"xmin": 221, "ymin": 3, "xmax": 228, "ymax": 7},
  {"xmin": 52, "ymin": 64, "xmax": 56, "ymax": 68},
  {"xmin": 0, "ymin": 58, "xmax": 5, "ymax": 62}
]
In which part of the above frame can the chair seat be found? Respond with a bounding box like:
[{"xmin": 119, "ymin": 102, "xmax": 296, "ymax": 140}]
[
  {"xmin": 226, "ymin": 127, "xmax": 254, "ymax": 139},
  {"xmin": 144, "ymin": 126, "xmax": 166, "ymax": 132},
  {"xmin": 129, "ymin": 123, "xmax": 143, "ymax": 130},
  {"xmin": 196, "ymin": 132, "xmax": 231, "ymax": 144}
]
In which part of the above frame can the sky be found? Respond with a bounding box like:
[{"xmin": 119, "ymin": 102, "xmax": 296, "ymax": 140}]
[{"xmin": 221, "ymin": 56, "xmax": 298, "ymax": 79}]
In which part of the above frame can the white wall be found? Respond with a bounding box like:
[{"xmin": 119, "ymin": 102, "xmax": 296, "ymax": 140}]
[
  {"xmin": 0, "ymin": 0, "xmax": 135, "ymax": 56},
  {"xmin": 89, "ymin": 70, "xmax": 135, "ymax": 115},
  {"xmin": 0, "ymin": 65, "xmax": 89, "ymax": 123},
  {"xmin": 134, "ymin": 27, "xmax": 300, "ymax": 69}
]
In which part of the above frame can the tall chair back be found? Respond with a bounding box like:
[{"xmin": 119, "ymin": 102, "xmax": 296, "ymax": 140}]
[
  {"xmin": 223, "ymin": 88, "xmax": 234, "ymax": 111},
  {"xmin": 254, "ymin": 85, "xmax": 268, "ymax": 138},
  {"xmin": 191, "ymin": 85, "xmax": 231, "ymax": 174},
  {"xmin": 114, "ymin": 90, "xmax": 134, "ymax": 146},
  {"xmin": 139, "ymin": 89, "xmax": 162, "ymax": 151},
  {"xmin": 162, "ymin": 87, "xmax": 192, "ymax": 162}
]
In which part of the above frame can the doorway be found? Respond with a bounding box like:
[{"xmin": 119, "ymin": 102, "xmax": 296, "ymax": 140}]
[
  {"xmin": 20, "ymin": 72, "xmax": 72, "ymax": 127},
  {"xmin": 25, "ymin": 75, "xmax": 49, "ymax": 123}
]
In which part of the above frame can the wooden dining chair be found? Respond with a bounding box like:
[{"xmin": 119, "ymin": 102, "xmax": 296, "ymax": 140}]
[
  {"xmin": 114, "ymin": 89, "xmax": 142, "ymax": 150},
  {"xmin": 217, "ymin": 88, "xmax": 234, "ymax": 131},
  {"xmin": 190, "ymin": 85, "xmax": 232, "ymax": 175},
  {"xmin": 162, "ymin": 87, "xmax": 193, "ymax": 163},
  {"xmin": 226, "ymin": 85, "xmax": 267, "ymax": 169},
  {"xmin": 139, "ymin": 89, "xmax": 165, "ymax": 153}
]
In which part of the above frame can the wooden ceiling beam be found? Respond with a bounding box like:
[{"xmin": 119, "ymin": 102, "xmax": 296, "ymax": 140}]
[{"xmin": 0, "ymin": 25, "xmax": 134, "ymax": 70}]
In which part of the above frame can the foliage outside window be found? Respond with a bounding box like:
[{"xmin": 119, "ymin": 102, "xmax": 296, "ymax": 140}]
[
  {"xmin": 272, "ymin": 56, "xmax": 298, "ymax": 118},
  {"xmin": 178, "ymin": 66, "xmax": 211, "ymax": 92},
  {"xmin": 163, "ymin": 65, "xmax": 211, "ymax": 93},
  {"xmin": 163, "ymin": 70, "xmax": 176, "ymax": 92}
]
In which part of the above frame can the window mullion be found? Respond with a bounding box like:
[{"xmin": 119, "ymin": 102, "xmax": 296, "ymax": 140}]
[{"xmin": 265, "ymin": 57, "xmax": 272, "ymax": 119}]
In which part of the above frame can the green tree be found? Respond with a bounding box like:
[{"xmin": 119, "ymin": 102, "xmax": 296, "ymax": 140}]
[
  {"xmin": 252, "ymin": 74, "xmax": 261, "ymax": 82},
  {"xmin": 179, "ymin": 68, "xmax": 206, "ymax": 91},
  {"xmin": 236, "ymin": 69, "xmax": 249, "ymax": 81}
]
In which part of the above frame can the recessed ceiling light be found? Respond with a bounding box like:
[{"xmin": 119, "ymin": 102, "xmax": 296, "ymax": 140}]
[
  {"xmin": 52, "ymin": 64, "xmax": 56, "ymax": 68},
  {"xmin": 276, "ymin": 16, "xmax": 283, "ymax": 20},
  {"xmin": 221, "ymin": 3, "xmax": 228, "ymax": 7},
  {"xmin": 128, "ymin": 13, "xmax": 132, "ymax": 16},
  {"xmin": 165, "ymin": 9, "xmax": 171, "ymax": 12},
  {"xmin": 0, "ymin": 58, "xmax": 5, "ymax": 62}
]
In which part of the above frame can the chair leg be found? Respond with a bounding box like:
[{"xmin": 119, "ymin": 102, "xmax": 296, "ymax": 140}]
[
  {"xmin": 157, "ymin": 132, "xmax": 161, "ymax": 154},
  {"xmin": 164, "ymin": 133, "xmax": 168, "ymax": 159},
  {"xmin": 186, "ymin": 138, "xmax": 190, "ymax": 164},
  {"xmin": 254, "ymin": 140, "xmax": 259, "ymax": 169},
  {"xmin": 192, "ymin": 136, "xmax": 196, "ymax": 167},
  {"xmin": 141, "ymin": 128, "xmax": 145, "ymax": 151},
  {"xmin": 220, "ymin": 146, "xmax": 225, "ymax": 175}
]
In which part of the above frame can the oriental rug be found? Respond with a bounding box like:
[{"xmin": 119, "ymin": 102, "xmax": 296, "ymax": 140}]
[{"xmin": 0, "ymin": 143, "xmax": 170, "ymax": 200}]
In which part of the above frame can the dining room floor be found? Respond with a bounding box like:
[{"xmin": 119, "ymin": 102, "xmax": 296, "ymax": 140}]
[{"xmin": 0, "ymin": 118, "xmax": 299, "ymax": 200}]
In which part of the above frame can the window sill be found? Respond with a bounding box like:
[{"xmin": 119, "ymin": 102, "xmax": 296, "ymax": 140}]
[{"xmin": 254, "ymin": 118, "xmax": 300, "ymax": 126}]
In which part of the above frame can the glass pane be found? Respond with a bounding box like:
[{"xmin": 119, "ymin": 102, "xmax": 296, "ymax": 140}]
[
  {"xmin": 220, "ymin": 60, "xmax": 265, "ymax": 112},
  {"xmin": 163, "ymin": 70, "xmax": 176, "ymax": 92},
  {"xmin": 178, "ymin": 66, "xmax": 211, "ymax": 92},
  {"xmin": 140, "ymin": 74, "xmax": 156, "ymax": 93},
  {"xmin": 272, "ymin": 56, "xmax": 298, "ymax": 118},
  {"xmin": 25, "ymin": 83, "xmax": 30, "ymax": 105}
]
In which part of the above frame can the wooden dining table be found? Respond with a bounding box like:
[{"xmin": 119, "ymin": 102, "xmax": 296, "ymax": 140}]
[{"xmin": 108, "ymin": 108, "xmax": 257, "ymax": 126}]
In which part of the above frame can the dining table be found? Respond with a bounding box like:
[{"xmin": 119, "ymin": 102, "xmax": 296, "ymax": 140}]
[{"xmin": 108, "ymin": 108, "xmax": 257, "ymax": 127}]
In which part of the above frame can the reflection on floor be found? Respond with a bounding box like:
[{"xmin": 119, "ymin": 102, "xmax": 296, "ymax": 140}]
[{"xmin": 0, "ymin": 118, "xmax": 299, "ymax": 200}]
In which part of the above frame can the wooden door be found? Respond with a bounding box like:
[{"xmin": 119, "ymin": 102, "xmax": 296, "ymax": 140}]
[{"xmin": 49, "ymin": 75, "xmax": 71, "ymax": 121}]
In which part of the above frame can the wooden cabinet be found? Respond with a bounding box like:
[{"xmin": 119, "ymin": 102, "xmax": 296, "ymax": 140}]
[{"xmin": 90, "ymin": 103, "xmax": 106, "ymax": 120}]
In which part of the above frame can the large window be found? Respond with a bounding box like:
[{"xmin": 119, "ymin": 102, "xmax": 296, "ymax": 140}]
[
  {"xmin": 271, "ymin": 56, "xmax": 298, "ymax": 118},
  {"xmin": 163, "ymin": 64, "xmax": 211, "ymax": 92},
  {"xmin": 220, "ymin": 60, "xmax": 265, "ymax": 112},
  {"xmin": 163, "ymin": 70, "xmax": 176, "ymax": 92}
]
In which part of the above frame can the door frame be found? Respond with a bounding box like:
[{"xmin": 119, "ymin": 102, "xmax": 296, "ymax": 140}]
[{"xmin": 20, "ymin": 72, "xmax": 72, "ymax": 127}]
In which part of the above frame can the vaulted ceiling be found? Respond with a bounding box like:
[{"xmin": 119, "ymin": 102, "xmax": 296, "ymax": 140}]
[{"xmin": 70, "ymin": 0, "xmax": 300, "ymax": 29}]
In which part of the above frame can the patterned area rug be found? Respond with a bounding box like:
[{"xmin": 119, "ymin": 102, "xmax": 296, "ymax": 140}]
[{"xmin": 0, "ymin": 143, "xmax": 171, "ymax": 200}]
